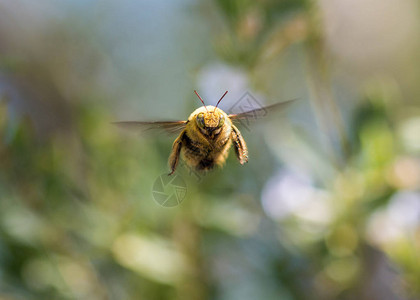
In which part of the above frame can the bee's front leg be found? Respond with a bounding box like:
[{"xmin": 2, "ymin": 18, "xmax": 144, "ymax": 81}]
[
  {"xmin": 231, "ymin": 124, "xmax": 248, "ymax": 165},
  {"xmin": 168, "ymin": 131, "xmax": 185, "ymax": 175}
]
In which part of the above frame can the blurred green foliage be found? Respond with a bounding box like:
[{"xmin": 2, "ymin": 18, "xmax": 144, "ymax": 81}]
[{"xmin": 1, "ymin": 0, "xmax": 420, "ymax": 300}]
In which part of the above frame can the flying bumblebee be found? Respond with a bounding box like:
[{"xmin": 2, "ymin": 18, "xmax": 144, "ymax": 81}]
[{"xmin": 115, "ymin": 91, "xmax": 293, "ymax": 175}]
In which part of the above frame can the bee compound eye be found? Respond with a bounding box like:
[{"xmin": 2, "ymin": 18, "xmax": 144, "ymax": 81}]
[
  {"xmin": 196, "ymin": 113, "xmax": 205, "ymax": 127},
  {"xmin": 218, "ymin": 114, "xmax": 225, "ymax": 127}
]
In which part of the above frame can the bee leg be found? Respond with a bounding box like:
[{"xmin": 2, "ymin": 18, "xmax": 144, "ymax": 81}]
[
  {"xmin": 168, "ymin": 131, "xmax": 184, "ymax": 175},
  {"xmin": 231, "ymin": 124, "xmax": 248, "ymax": 164}
]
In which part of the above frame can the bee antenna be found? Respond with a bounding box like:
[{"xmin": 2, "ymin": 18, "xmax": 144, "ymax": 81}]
[
  {"xmin": 194, "ymin": 90, "xmax": 208, "ymax": 112},
  {"xmin": 215, "ymin": 91, "xmax": 228, "ymax": 109}
]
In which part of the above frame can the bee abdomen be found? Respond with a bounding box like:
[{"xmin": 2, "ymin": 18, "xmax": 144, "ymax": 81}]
[{"xmin": 197, "ymin": 158, "xmax": 215, "ymax": 170}]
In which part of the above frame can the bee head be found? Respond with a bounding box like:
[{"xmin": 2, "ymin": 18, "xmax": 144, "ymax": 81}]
[
  {"xmin": 195, "ymin": 110, "xmax": 225, "ymax": 130},
  {"xmin": 192, "ymin": 90, "xmax": 228, "ymax": 135}
]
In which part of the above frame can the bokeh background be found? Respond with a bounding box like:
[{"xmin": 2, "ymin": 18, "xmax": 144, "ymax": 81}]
[{"xmin": 1, "ymin": 0, "xmax": 420, "ymax": 299}]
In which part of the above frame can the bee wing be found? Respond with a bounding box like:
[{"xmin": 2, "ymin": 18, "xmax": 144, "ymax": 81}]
[
  {"xmin": 113, "ymin": 120, "xmax": 188, "ymax": 135},
  {"xmin": 228, "ymin": 98, "xmax": 297, "ymax": 123}
]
